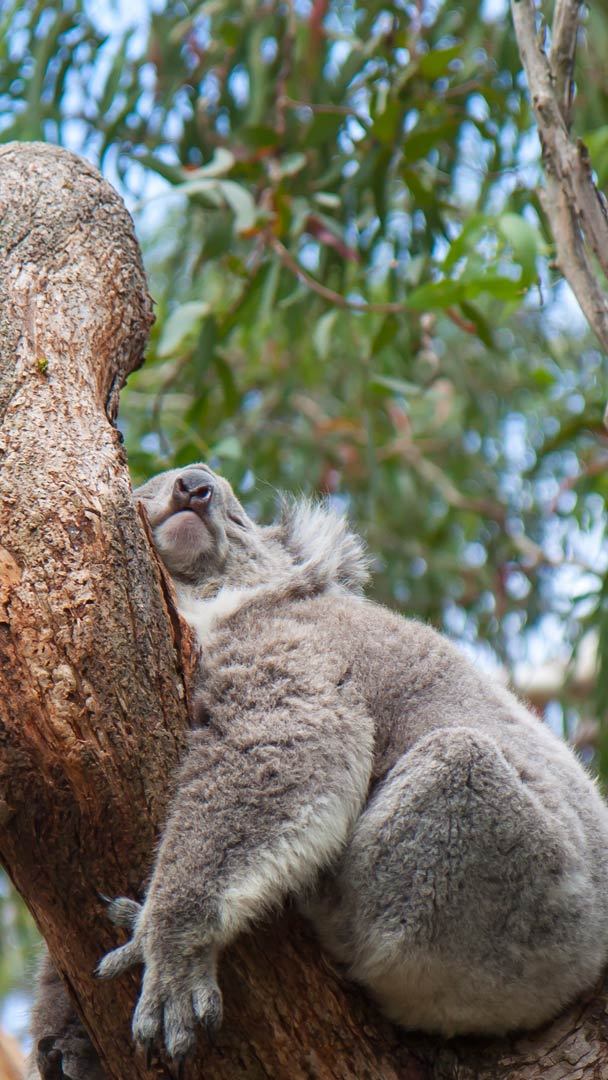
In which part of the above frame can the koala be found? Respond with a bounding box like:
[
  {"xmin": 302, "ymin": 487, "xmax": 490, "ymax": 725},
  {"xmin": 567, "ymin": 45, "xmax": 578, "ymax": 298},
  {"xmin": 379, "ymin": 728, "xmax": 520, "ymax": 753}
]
[
  {"xmin": 29, "ymin": 462, "xmax": 608, "ymax": 1074},
  {"xmin": 27, "ymin": 952, "xmax": 106, "ymax": 1080}
]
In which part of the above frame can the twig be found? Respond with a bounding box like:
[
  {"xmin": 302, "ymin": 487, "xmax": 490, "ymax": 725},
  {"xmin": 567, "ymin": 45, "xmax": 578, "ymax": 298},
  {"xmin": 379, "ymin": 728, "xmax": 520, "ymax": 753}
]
[
  {"xmin": 547, "ymin": 454, "xmax": 608, "ymax": 513},
  {"xmin": 276, "ymin": 0, "xmax": 296, "ymax": 138},
  {"xmin": 268, "ymin": 234, "xmax": 408, "ymax": 314},
  {"xmin": 445, "ymin": 307, "xmax": 478, "ymax": 335},
  {"xmin": 384, "ymin": 436, "xmax": 601, "ymax": 573},
  {"xmin": 282, "ymin": 96, "xmax": 362, "ymax": 118}
]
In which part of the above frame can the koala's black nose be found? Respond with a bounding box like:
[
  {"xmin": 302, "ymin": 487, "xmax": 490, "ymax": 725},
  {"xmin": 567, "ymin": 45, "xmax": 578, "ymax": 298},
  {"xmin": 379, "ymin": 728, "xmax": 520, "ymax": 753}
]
[{"xmin": 173, "ymin": 470, "xmax": 214, "ymax": 515}]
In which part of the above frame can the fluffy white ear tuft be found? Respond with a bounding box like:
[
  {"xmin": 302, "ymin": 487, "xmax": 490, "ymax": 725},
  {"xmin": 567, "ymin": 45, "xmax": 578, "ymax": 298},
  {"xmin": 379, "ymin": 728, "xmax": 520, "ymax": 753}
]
[{"xmin": 278, "ymin": 497, "xmax": 371, "ymax": 593}]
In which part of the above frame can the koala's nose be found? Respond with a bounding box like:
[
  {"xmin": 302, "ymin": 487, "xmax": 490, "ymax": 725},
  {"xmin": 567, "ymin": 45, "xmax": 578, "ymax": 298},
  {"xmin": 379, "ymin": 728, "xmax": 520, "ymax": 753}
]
[{"xmin": 173, "ymin": 470, "xmax": 214, "ymax": 514}]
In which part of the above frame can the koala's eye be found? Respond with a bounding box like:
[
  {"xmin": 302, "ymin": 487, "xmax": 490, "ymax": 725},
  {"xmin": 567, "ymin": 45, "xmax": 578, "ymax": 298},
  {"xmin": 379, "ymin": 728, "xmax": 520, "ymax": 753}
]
[{"xmin": 227, "ymin": 512, "xmax": 247, "ymax": 529}]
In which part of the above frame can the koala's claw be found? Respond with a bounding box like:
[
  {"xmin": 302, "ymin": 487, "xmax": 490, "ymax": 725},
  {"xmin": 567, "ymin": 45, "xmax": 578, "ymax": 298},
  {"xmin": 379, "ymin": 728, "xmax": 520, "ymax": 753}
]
[
  {"xmin": 97, "ymin": 937, "xmax": 143, "ymax": 979},
  {"xmin": 193, "ymin": 983, "xmax": 223, "ymax": 1032},
  {"xmin": 106, "ymin": 896, "xmax": 142, "ymax": 928},
  {"xmin": 97, "ymin": 895, "xmax": 144, "ymax": 979},
  {"xmin": 131, "ymin": 962, "xmax": 222, "ymax": 1061},
  {"xmin": 145, "ymin": 1040, "xmax": 154, "ymax": 1069}
]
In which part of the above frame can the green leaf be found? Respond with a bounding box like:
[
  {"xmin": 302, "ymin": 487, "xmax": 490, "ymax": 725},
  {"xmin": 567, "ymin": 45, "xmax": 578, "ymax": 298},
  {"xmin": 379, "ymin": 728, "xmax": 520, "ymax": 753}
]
[
  {"xmin": 275, "ymin": 152, "xmax": 307, "ymax": 178},
  {"xmin": 218, "ymin": 181, "xmax": 257, "ymax": 233},
  {"xmin": 403, "ymin": 121, "xmax": 459, "ymax": 163},
  {"xmin": 372, "ymin": 316, "xmax": 400, "ymax": 354},
  {"xmin": 99, "ymin": 30, "xmax": 133, "ymax": 116},
  {"xmin": 459, "ymin": 301, "xmax": 495, "ymax": 349},
  {"xmin": 212, "ymin": 435, "xmax": 242, "ymax": 460},
  {"xmin": 497, "ymin": 213, "xmax": 540, "ymax": 282},
  {"xmin": 370, "ymin": 375, "xmax": 422, "ymax": 397},
  {"xmin": 213, "ymin": 353, "xmax": 239, "ymax": 413},
  {"xmin": 418, "ymin": 45, "xmax": 463, "ymax": 79},
  {"xmin": 176, "ymin": 178, "xmax": 224, "ymax": 205},
  {"xmin": 157, "ymin": 302, "xmax": 211, "ymax": 358},
  {"xmin": 531, "ymin": 366, "xmax": 556, "ymax": 388},
  {"xmin": 187, "ymin": 148, "xmax": 235, "ymax": 178},
  {"xmin": 464, "ymin": 274, "xmax": 524, "ymax": 300},
  {"xmin": 371, "ymin": 99, "xmax": 404, "ymax": 145},
  {"xmin": 407, "ymin": 279, "xmax": 466, "ymax": 309},
  {"xmin": 313, "ymin": 310, "xmax": 339, "ymax": 360},
  {"xmin": 313, "ymin": 192, "xmax": 342, "ymax": 210},
  {"xmin": 442, "ymin": 215, "xmax": 487, "ymax": 272},
  {"xmin": 583, "ymin": 125, "xmax": 608, "ymax": 187}
]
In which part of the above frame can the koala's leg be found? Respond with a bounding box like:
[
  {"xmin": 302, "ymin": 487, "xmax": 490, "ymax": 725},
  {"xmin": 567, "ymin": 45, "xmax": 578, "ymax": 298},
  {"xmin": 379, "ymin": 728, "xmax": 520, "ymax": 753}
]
[
  {"xmin": 306, "ymin": 726, "xmax": 607, "ymax": 1036},
  {"xmin": 98, "ymin": 686, "xmax": 374, "ymax": 1058},
  {"xmin": 26, "ymin": 949, "xmax": 105, "ymax": 1080}
]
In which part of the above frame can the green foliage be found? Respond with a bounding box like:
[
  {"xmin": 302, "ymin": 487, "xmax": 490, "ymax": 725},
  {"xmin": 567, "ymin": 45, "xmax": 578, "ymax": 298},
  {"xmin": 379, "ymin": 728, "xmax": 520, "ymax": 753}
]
[{"xmin": 0, "ymin": 873, "xmax": 40, "ymax": 1032}]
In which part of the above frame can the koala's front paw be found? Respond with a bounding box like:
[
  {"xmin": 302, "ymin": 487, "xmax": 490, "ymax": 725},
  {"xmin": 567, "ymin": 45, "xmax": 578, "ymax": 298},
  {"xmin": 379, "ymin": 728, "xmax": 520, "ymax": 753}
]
[
  {"xmin": 97, "ymin": 895, "xmax": 222, "ymax": 1060},
  {"xmin": 132, "ymin": 950, "xmax": 222, "ymax": 1059}
]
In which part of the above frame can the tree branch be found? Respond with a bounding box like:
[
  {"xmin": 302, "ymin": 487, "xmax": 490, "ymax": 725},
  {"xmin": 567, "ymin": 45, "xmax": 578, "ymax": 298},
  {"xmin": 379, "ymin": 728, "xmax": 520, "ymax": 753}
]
[
  {"xmin": 511, "ymin": 0, "xmax": 608, "ymax": 370},
  {"xmin": 550, "ymin": 0, "xmax": 583, "ymax": 126},
  {"xmin": 268, "ymin": 234, "xmax": 408, "ymax": 314}
]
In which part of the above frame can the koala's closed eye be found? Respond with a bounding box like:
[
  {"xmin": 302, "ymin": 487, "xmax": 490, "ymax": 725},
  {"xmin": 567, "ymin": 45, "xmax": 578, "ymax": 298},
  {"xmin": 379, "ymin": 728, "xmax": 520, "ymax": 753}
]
[{"xmin": 226, "ymin": 511, "xmax": 248, "ymax": 529}]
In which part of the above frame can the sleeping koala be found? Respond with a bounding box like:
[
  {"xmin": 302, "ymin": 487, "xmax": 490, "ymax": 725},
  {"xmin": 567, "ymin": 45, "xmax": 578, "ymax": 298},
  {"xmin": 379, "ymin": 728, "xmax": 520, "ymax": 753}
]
[{"xmin": 30, "ymin": 462, "xmax": 608, "ymax": 1073}]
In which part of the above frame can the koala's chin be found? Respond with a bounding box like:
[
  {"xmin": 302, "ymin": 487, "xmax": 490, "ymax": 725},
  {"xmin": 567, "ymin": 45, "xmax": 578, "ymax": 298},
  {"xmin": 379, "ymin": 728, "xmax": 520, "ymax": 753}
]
[{"xmin": 153, "ymin": 510, "xmax": 218, "ymax": 577}]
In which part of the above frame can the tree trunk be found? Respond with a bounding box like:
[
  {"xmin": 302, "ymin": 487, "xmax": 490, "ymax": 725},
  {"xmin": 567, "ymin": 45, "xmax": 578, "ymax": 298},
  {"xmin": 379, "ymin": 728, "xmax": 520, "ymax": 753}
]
[{"xmin": 0, "ymin": 141, "xmax": 606, "ymax": 1079}]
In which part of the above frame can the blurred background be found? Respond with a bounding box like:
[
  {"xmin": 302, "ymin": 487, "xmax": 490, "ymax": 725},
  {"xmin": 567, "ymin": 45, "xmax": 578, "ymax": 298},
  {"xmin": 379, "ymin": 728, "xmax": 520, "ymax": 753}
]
[{"xmin": 1, "ymin": 0, "xmax": 608, "ymax": 1063}]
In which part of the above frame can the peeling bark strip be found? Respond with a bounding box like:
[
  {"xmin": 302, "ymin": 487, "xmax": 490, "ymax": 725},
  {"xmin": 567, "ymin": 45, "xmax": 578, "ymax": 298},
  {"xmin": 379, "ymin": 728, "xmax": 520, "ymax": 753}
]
[
  {"xmin": 511, "ymin": 0, "xmax": 608, "ymax": 367},
  {"xmin": 0, "ymin": 141, "xmax": 606, "ymax": 1078}
]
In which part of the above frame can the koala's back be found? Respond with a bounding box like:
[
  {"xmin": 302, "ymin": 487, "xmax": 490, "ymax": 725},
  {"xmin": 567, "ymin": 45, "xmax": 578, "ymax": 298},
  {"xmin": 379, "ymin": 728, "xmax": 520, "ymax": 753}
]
[
  {"xmin": 285, "ymin": 593, "xmax": 601, "ymax": 805},
  {"xmin": 215, "ymin": 591, "xmax": 608, "ymax": 1035},
  {"xmin": 203, "ymin": 588, "xmax": 608, "ymax": 853}
]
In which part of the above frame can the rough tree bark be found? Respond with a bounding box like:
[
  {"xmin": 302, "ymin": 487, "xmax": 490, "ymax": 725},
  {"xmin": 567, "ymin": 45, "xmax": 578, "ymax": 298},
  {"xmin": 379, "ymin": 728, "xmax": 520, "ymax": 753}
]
[{"xmin": 0, "ymin": 141, "xmax": 606, "ymax": 1079}]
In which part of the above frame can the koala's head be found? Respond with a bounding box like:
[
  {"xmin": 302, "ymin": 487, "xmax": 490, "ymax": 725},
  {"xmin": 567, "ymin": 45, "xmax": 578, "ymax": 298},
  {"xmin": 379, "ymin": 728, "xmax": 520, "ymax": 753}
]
[
  {"xmin": 134, "ymin": 463, "xmax": 264, "ymax": 585},
  {"xmin": 135, "ymin": 462, "xmax": 370, "ymax": 596}
]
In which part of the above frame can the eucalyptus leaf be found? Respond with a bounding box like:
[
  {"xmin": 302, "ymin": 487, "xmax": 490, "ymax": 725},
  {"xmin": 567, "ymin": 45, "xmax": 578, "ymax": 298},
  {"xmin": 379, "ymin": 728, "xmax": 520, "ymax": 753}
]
[{"xmin": 158, "ymin": 302, "xmax": 211, "ymax": 358}]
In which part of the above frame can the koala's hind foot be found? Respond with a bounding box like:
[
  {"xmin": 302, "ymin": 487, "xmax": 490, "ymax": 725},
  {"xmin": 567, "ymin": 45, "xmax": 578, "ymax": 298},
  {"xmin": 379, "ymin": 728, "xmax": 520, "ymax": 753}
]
[
  {"xmin": 307, "ymin": 726, "xmax": 607, "ymax": 1036},
  {"xmin": 27, "ymin": 953, "xmax": 105, "ymax": 1080}
]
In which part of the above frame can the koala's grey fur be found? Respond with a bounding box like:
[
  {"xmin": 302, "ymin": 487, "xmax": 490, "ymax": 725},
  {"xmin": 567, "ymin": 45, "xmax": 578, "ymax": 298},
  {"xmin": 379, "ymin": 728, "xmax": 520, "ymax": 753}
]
[
  {"xmin": 27, "ymin": 952, "xmax": 105, "ymax": 1080},
  {"xmin": 29, "ymin": 462, "xmax": 608, "ymax": 1072}
]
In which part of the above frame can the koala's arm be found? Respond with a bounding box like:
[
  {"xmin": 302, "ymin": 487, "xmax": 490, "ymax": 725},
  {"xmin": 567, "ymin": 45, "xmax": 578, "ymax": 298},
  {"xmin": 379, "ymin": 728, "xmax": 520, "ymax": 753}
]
[
  {"xmin": 99, "ymin": 633, "xmax": 373, "ymax": 1058},
  {"xmin": 27, "ymin": 950, "xmax": 105, "ymax": 1080}
]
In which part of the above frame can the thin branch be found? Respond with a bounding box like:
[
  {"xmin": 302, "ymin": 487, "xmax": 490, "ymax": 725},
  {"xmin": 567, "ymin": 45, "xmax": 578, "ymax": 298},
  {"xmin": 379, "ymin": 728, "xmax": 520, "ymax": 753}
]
[
  {"xmin": 445, "ymin": 306, "xmax": 478, "ymax": 335},
  {"xmin": 282, "ymin": 96, "xmax": 361, "ymax": 118},
  {"xmin": 538, "ymin": 173, "xmax": 608, "ymax": 351},
  {"xmin": 511, "ymin": 0, "xmax": 608, "ymax": 370},
  {"xmin": 546, "ymin": 454, "xmax": 608, "ymax": 513},
  {"xmin": 383, "ymin": 435, "xmax": 601, "ymax": 573},
  {"xmin": 550, "ymin": 0, "xmax": 583, "ymax": 125},
  {"xmin": 268, "ymin": 234, "xmax": 409, "ymax": 314},
  {"xmin": 275, "ymin": 0, "xmax": 296, "ymax": 137}
]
